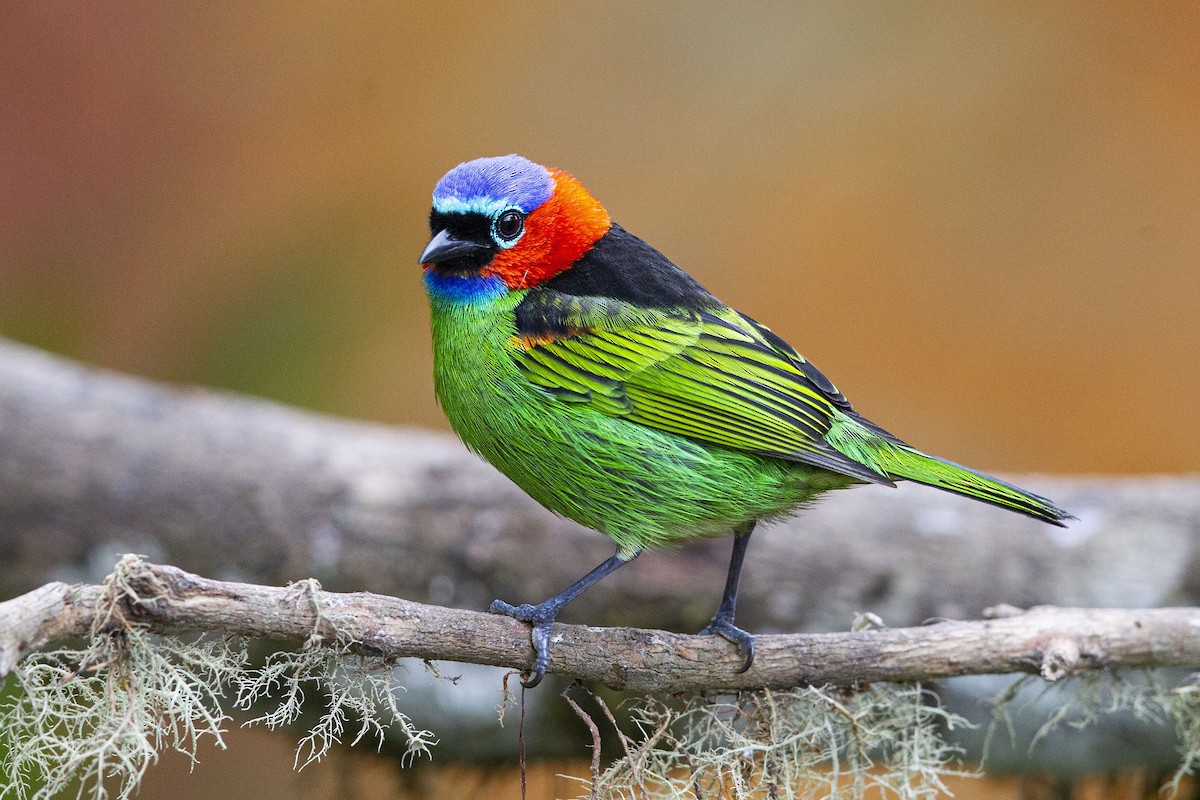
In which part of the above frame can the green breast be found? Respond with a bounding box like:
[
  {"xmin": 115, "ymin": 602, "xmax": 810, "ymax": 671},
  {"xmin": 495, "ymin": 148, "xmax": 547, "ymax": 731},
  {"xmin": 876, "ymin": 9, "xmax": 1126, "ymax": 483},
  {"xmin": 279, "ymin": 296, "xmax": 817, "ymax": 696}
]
[{"xmin": 427, "ymin": 292, "xmax": 843, "ymax": 556}]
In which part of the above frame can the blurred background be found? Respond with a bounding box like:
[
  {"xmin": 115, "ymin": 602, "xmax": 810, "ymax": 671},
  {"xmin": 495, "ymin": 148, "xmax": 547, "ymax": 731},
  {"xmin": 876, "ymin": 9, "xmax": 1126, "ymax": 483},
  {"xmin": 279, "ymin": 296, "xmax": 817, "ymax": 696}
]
[
  {"xmin": 3, "ymin": 3, "xmax": 1198, "ymax": 476},
  {"xmin": 2, "ymin": 2, "xmax": 1198, "ymax": 797}
]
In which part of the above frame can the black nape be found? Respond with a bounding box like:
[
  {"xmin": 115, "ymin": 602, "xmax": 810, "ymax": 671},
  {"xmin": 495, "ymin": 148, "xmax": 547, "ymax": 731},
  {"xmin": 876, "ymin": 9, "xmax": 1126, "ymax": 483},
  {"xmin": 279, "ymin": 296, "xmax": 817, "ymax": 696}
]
[{"xmin": 540, "ymin": 224, "xmax": 719, "ymax": 310}]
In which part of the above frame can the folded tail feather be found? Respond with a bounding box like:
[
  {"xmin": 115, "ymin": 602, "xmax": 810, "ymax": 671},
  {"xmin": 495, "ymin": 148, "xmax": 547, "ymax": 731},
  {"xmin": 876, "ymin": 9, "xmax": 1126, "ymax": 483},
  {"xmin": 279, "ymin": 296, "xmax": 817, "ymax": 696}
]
[{"xmin": 825, "ymin": 414, "xmax": 1073, "ymax": 526}]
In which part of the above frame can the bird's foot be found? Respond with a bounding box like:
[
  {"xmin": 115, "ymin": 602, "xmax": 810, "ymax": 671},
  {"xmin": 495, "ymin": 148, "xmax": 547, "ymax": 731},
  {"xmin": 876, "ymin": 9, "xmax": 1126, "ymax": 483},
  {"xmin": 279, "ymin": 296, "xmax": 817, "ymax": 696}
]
[
  {"xmin": 699, "ymin": 613, "xmax": 755, "ymax": 673},
  {"xmin": 489, "ymin": 599, "xmax": 558, "ymax": 688}
]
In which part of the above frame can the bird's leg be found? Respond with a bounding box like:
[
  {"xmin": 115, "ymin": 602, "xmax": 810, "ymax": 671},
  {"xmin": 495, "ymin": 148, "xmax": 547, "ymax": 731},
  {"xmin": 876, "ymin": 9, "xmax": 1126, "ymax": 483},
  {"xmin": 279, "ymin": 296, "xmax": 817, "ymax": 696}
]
[
  {"xmin": 699, "ymin": 520, "xmax": 757, "ymax": 672},
  {"xmin": 489, "ymin": 551, "xmax": 632, "ymax": 688}
]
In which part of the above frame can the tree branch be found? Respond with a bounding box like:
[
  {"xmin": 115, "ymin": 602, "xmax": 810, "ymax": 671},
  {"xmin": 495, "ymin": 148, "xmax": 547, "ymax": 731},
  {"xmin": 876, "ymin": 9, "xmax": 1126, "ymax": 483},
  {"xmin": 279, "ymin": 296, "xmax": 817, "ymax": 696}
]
[{"xmin": 4, "ymin": 556, "xmax": 1200, "ymax": 694}]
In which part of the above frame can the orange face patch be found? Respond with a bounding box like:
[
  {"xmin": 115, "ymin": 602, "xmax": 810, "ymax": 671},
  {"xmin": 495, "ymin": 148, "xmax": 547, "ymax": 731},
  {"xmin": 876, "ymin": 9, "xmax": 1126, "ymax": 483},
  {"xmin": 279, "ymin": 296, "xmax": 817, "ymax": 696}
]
[{"xmin": 485, "ymin": 170, "xmax": 612, "ymax": 291}]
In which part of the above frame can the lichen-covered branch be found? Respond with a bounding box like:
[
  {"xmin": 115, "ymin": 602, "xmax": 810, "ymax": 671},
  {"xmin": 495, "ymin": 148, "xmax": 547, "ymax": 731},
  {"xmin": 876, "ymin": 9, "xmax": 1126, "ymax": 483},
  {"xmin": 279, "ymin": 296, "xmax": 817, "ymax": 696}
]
[{"xmin": 4, "ymin": 556, "xmax": 1200, "ymax": 694}]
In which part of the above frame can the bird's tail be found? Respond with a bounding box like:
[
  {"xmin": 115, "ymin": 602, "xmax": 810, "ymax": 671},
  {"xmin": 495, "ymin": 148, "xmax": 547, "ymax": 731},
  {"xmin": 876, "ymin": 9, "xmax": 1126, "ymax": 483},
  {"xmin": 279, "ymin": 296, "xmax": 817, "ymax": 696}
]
[{"xmin": 825, "ymin": 414, "xmax": 1073, "ymax": 526}]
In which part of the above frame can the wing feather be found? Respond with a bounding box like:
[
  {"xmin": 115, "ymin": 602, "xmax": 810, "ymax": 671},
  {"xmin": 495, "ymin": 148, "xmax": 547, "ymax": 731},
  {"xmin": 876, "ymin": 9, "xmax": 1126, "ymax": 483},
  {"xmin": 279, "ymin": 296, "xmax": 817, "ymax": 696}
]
[{"xmin": 511, "ymin": 290, "xmax": 892, "ymax": 484}]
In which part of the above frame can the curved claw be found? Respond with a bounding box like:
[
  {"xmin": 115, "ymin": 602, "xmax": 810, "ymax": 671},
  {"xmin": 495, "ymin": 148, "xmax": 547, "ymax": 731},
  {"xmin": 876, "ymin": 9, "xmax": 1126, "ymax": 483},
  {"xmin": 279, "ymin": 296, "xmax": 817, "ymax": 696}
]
[
  {"xmin": 699, "ymin": 616, "xmax": 756, "ymax": 673},
  {"xmin": 489, "ymin": 599, "xmax": 557, "ymax": 688}
]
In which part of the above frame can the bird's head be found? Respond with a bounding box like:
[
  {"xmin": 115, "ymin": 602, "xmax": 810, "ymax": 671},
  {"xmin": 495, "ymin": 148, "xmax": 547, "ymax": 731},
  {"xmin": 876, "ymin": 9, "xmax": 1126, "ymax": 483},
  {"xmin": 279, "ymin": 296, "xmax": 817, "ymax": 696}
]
[{"xmin": 420, "ymin": 155, "xmax": 611, "ymax": 298}]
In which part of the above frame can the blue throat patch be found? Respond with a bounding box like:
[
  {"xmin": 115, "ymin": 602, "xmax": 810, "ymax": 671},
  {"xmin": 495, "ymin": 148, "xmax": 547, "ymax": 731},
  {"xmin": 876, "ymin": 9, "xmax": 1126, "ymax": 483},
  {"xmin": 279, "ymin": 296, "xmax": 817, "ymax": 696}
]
[
  {"xmin": 433, "ymin": 154, "xmax": 554, "ymax": 216},
  {"xmin": 423, "ymin": 269, "xmax": 508, "ymax": 305}
]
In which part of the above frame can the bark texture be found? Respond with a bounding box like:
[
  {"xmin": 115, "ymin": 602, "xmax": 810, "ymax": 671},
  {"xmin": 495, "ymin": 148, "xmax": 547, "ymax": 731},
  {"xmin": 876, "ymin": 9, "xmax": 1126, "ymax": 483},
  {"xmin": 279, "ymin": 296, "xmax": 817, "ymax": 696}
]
[{"xmin": 5, "ymin": 556, "xmax": 1200, "ymax": 693}]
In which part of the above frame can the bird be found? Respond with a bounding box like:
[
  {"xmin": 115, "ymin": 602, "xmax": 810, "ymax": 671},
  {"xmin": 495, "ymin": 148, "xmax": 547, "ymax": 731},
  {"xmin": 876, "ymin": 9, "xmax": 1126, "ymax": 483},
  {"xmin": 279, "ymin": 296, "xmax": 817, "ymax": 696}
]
[{"xmin": 419, "ymin": 154, "xmax": 1072, "ymax": 688}]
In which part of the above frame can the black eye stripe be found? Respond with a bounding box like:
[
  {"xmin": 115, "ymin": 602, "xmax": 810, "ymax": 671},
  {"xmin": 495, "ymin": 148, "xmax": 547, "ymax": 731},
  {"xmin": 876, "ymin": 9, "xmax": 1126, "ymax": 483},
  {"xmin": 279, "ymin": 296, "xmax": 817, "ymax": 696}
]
[
  {"xmin": 428, "ymin": 209, "xmax": 524, "ymax": 249},
  {"xmin": 429, "ymin": 210, "xmax": 492, "ymax": 242}
]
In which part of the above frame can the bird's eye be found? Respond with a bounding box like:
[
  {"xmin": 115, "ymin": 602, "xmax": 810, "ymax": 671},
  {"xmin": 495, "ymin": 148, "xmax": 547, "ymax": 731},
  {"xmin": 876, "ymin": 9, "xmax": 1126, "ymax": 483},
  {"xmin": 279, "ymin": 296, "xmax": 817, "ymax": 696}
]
[{"xmin": 494, "ymin": 209, "xmax": 525, "ymax": 243}]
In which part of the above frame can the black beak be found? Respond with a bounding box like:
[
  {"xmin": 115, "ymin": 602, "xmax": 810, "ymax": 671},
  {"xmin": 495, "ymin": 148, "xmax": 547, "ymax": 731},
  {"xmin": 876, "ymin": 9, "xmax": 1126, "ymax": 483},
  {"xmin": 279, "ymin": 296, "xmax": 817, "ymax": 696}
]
[{"xmin": 419, "ymin": 228, "xmax": 494, "ymax": 267}]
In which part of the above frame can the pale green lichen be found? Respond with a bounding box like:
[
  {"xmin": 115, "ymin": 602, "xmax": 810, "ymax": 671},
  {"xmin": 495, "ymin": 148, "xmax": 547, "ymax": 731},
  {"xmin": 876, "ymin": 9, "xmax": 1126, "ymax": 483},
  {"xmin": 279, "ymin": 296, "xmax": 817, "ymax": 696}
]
[
  {"xmin": 0, "ymin": 559, "xmax": 433, "ymax": 800},
  {"xmin": 233, "ymin": 644, "xmax": 436, "ymax": 769},
  {"xmin": 985, "ymin": 670, "xmax": 1200, "ymax": 793},
  {"xmin": 563, "ymin": 683, "xmax": 975, "ymax": 800},
  {"xmin": 1, "ymin": 632, "xmax": 239, "ymax": 800}
]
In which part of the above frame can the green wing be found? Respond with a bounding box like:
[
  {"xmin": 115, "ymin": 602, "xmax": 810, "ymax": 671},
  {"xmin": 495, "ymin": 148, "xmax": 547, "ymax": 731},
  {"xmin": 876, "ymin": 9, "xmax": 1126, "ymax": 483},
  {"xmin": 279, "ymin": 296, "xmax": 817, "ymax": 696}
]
[{"xmin": 510, "ymin": 290, "xmax": 892, "ymax": 485}]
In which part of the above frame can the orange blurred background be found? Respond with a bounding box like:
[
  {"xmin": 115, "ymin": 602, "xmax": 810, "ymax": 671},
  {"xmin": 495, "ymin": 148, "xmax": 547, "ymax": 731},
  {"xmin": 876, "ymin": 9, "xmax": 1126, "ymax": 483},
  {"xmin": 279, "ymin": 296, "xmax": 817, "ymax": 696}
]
[
  {"xmin": 3, "ymin": 5, "xmax": 1199, "ymax": 797},
  {"xmin": 2, "ymin": 3, "xmax": 1199, "ymax": 475}
]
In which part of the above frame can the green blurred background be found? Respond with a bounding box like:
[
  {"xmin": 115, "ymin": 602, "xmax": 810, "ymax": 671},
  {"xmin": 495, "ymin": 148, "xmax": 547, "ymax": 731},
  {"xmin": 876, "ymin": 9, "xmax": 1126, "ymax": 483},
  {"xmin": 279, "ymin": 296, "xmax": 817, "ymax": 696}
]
[
  {"xmin": 3, "ymin": 4, "xmax": 1199, "ymax": 797},
  {"xmin": 3, "ymin": 3, "xmax": 1198, "ymax": 475}
]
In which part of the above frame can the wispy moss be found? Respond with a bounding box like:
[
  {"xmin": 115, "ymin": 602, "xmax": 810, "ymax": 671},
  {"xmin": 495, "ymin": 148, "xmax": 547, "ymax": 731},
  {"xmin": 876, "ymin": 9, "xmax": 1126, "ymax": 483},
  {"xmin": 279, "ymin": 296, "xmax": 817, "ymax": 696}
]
[{"xmin": 564, "ymin": 683, "xmax": 973, "ymax": 800}]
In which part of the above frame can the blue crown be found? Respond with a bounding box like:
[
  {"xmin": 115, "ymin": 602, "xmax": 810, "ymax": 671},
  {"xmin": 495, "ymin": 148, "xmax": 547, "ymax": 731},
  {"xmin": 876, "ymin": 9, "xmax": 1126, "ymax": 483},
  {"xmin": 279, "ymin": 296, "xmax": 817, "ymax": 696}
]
[{"xmin": 432, "ymin": 154, "xmax": 554, "ymax": 217}]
